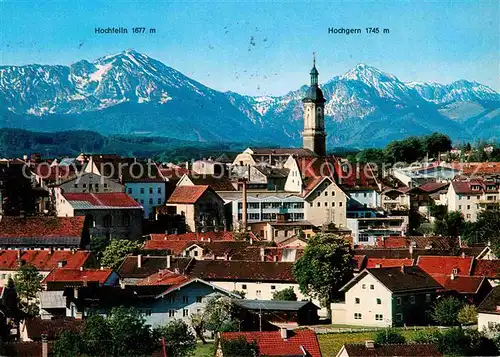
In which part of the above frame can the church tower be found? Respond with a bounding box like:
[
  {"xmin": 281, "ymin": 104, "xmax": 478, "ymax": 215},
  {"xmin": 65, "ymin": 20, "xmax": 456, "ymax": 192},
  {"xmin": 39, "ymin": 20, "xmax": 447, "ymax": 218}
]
[{"xmin": 302, "ymin": 54, "xmax": 327, "ymax": 156}]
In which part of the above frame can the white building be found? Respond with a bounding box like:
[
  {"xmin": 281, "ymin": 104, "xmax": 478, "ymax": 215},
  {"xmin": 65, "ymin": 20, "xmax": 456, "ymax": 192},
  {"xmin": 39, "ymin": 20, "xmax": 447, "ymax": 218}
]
[
  {"xmin": 478, "ymin": 286, "xmax": 500, "ymax": 335},
  {"xmin": 447, "ymin": 180, "xmax": 500, "ymax": 222},
  {"xmin": 347, "ymin": 216, "xmax": 409, "ymax": 246}
]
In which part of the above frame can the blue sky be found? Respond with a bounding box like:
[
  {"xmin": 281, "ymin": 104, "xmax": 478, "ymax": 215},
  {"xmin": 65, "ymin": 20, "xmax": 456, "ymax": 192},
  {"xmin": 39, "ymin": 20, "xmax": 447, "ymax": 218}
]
[{"xmin": 0, "ymin": 0, "xmax": 498, "ymax": 95}]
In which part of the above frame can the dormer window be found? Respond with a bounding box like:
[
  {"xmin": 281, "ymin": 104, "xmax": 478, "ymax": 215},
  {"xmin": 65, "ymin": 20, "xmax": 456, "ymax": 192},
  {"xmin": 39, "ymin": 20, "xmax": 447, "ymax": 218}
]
[{"xmin": 452, "ymin": 268, "xmax": 458, "ymax": 275}]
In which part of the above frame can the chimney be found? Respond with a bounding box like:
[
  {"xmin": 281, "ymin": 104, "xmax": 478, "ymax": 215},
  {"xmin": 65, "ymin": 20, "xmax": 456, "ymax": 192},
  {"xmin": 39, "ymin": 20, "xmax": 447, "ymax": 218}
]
[
  {"xmin": 241, "ymin": 179, "xmax": 247, "ymax": 232},
  {"xmin": 166, "ymin": 255, "xmax": 171, "ymax": 269},
  {"xmin": 274, "ymin": 255, "xmax": 278, "ymax": 262},
  {"xmin": 450, "ymin": 272, "xmax": 455, "ymax": 280},
  {"xmin": 41, "ymin": 334, "xmax": 48, "ymax": 357},
  {"xmin": 57, "ymin": 260, "xmax": 67, "ymax": 268},
  {"xmin": 400, "ymin": 264, "xmax": 405, "ymax": 274},
  {"xmin": 280, "ymin": 327, "xmax": 288, "ymax": 340},
  {"xmin": 80, "ymin": 266, "xmax": 84, "ymax": 271},
  {"xmin": 365, "ymin": 340, "xmax": 375, "ymax": 349},
  {"xmin": 260, "ymin": 247, "xmax": 265, "ymax": 262},
  {"xmin": 461, "ymin": 252, "xmax": 466, "ymax": 259},
  {"xmin": 375, "ymin": 263, "xmax": 381, "ymax": 268},
  {"xmin": 137, "ymin": 254, "xmax": 142, "ymax": 268},
  {"xmin": 250, "ymin": 236, "xmax": 253, "ymax": 245}
]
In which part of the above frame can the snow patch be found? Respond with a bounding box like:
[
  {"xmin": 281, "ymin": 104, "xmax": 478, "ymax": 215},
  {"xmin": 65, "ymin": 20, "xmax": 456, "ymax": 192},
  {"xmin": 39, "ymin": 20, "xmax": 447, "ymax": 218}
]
[{"xmin": 90, "ymin": 64, "xmax": 113, "ymax": 82}]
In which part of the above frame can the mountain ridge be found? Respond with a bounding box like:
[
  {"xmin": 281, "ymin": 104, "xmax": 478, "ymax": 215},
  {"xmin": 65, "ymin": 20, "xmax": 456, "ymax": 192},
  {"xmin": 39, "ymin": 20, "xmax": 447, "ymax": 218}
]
[{"xmin": 1, "ymin": 50, "xmax": 499, "ymax": 147}]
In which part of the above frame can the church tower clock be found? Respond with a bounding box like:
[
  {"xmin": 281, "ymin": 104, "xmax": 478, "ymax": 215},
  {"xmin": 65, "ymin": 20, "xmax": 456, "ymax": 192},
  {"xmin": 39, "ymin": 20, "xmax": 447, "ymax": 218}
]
[{"xmin": 302, "ymin": 54, "xmax": 327, "ymax": 156}]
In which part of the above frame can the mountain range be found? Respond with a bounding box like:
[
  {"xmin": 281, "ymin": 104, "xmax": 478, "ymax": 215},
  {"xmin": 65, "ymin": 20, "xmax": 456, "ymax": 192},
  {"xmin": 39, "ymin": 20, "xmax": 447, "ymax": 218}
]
[{"xmin": 1, "ymin": 50, "xmax": 499, "ymax": 148}]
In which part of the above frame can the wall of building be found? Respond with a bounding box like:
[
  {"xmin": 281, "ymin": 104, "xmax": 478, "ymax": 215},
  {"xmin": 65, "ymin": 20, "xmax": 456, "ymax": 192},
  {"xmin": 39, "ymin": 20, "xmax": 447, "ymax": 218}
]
[
  {"xmin": 59, "ymin": 174, "xmax": 124, "ymax": 194},
  {"xmin": 126, "ymin": 182, "xmax": 165, "ymax": 219},
  {"xmin": 74, "ymin": 208, "xmax": 143, "ymax": 240},
  {"xmin": 304, "ymin": 180, "xmax": 347, "ymax": 228},
  {"xmin": 478, "ymin": 312, "xmax": 500, "ymax": 336}
]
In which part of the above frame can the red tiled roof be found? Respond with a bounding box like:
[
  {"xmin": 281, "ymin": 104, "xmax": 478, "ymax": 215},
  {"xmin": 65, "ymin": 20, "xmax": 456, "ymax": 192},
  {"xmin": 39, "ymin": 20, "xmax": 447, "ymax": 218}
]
[
  {"xmin": 0, "ymin": 216, "xmax": 85, "ymax": 238},
  {"xmin": 0, "ymin": 250, "xmax": 91, "ymax": 271},
  {"xmin": 441, "ymin": 276, "xmax": 486, "ymax": 294},
  {"xmin": 144, "ymin": 240, "xmax": 192, "ymax": 254},
  {"xmin": 149, "ymin": 231, "xmax": 236, "ymax": 241},
  {"xmin": 417, "ymin": 256, "xmax": 474, "ymax": 281},
  {"xmin": 448, "ymin": 162, "xmax": 500, "ymax": 176},
  {"xmin": 366, "ymin": 258, "xmax": 414, "ymax": 269},
  {"xmin": 136, "ymin": 270, "xmax": 190, "ymax": 286},
  {"xmin": 352, "ymin": 255, "xmax": 366, "ymax": 271},
  {"xmin": 167, "ymin": 185, "xmax": 210, "ymax": 204},
  {"xmin": 25, "ymin": 317, "xmax": 83, "ymax": 341},
  {"xmin": 43, "ymin": 268, "xmax": 113, "ymax": 284},
  {"xmin": 451, "ymin": 180, "xmax": 499, "ymax": 195},
  {"xmin": 63, "ymin": 192, "xmax": 141, "ymax": 208},
  {"xmin": 414, "ymin": 182, "xmax": 449, "ymax": 193},
  {"xmin": 376, "ymin": 236, "xmax": 407, "ymax": 248},
  {"xmin": 220, "ymin": 330, "xmax": 321, "ymax": 357},
  {"xmin": 472, "ymin": 260, "xmax": 500, "ymax": 278}
]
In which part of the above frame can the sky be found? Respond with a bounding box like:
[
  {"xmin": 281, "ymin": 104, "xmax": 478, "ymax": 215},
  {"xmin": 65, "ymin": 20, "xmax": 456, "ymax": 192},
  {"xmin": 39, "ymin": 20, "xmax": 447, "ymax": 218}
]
[{"xmin": 0, "ymin": 0, "xmax": 498, "ymax": 96}]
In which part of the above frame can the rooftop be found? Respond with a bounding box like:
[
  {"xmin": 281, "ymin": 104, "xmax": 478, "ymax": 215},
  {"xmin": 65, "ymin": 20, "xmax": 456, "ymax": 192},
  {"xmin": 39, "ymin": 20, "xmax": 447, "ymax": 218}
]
[
  {"xmin": 0, "ymin": 216, "xmax": 85, "ymax": 238},
  {"xmin": 42, "ymin": 268, "xmax": 114, "ymax": 285},
  {"xmin": 478, "ymin": 286, "xmax": 500, "ymax": 314},
  {"xmin": 167, "ymin": 185, "xmax": 211, "ymax": 204},
  {"xmin": 63, "ymin": 192, "xmax": 142, "ymax": 209},
  {"xmin": 0, "ymin": 250, "xmax": 91, "ymax": 271}
]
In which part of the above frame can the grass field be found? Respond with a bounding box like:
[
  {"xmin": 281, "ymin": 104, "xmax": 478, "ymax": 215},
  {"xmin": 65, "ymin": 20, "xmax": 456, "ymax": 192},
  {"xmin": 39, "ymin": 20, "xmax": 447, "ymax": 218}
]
[
  {"xmin": 317, "ymin": 329, "xmax": 427, "ymax": 356},
  {"xmin": 193, "ymin": 342, "xmax": 215, "ymax": 357}
]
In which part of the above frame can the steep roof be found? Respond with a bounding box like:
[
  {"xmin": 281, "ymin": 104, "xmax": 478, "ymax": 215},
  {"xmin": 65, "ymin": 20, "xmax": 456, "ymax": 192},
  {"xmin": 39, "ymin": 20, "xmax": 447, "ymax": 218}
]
[
  {"xmin": 342, "ymin": 266, "xmax": 442, "ymax": 293},
  {"xmin": 341, "ymin": 343, "xmax": 440, "ymax": 356},
  {"xmin": 417, "ymin": 256, "xmax": 474, "ymax": 283},
  {"xmin": 135, "ymin": 270, "xmax": 190, "ymax": 286},
  {"xmin": 0, "ymin": 216, "xmax": 85, "ymax": 238},
  {"xmin": 220, "ymin": 330, "xmax": 321, "ymax": 357},
  {"xmin": 234, "ymin": 300, "xmax": 318, "ymax": 312},
  {"xmin": 441, "ymin": 276, "xmax": 487, "ymax": 294},
  {"xmin": 451, "ymin": 180, "xmax": 499, "ymax": 195},
  {"xmin": 167, "ymin": 185, "xmax": 211, "ymax": 204},
  {"xmin": 24, "ymin": 317, "xmax": 83, "ymax": 341},
  {"xmin": 117, "ymin": 256, "xmax": 191, "ymax": 279},
  {"xmin": 43, "ymin": 268, "xmax": 113, "ymax": 285},
  {"xmin": 365, "ymin": 258, "xmax": 414, "ymax": 269},
  {"xmin": 412, "ymin": 181, "xmax": 449, "ymax": 193},
  {"xmin": 478, "ymin": 286, "xmax": 500, "ymax": 314},
  {"xmin": 0, "ymin": 250, "xmax": 91, "ymax": 271},
  {"xmin": 149, "ymin": 231, "xmax": 236, "ymax": 241},
  {"xmin": 184, "ymin": 174, "xmax": 236, "ymax": 191},
  {"xmin": 186, "ymin": 260, "xmax": 296, "ymax": 282},
  {"xmin": 472, "ymin": 259, "xmax": 500, "ymax": 278},
  {"xmin": 63, "ymin": 192, "xmax": 142, "ymax": 209}
]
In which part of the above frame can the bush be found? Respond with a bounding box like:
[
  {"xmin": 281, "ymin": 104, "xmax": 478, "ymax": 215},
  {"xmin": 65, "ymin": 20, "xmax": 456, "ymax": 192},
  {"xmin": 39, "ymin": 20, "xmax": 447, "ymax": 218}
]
[
  {"xmin": 272, "ymin": 287, "xmax": 297, "ymax": 301},
  {"xmin": 374, "ymin": 329, "xmax": 406, "ymax": 345},
  {"xmin": 220, "ymin": 337, "xmax": 258, "ymax": 357},
  {"xmin": 413, "ymin": 328, "xmax": 441, "ymax": 344},
  {"xmin": 432, "ymin": 296, "xmax": 463, "ymax": 326},
  {"xmin": 437, "ymin": 328, "xmax": 469, "ymax": 356},
  {"xmin": 457, "ymin": 304, "xmax": 477, "ymax": 325}
]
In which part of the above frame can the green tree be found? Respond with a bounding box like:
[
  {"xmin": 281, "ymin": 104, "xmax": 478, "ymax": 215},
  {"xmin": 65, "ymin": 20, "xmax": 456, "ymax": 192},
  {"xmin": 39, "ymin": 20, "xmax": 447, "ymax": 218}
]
[
  {"xmin": 457, "ymin": 304, "xmax": 478, "ymax": 326},
  {"xmin": 220, "ymin": 337, "xmax": 258, "ymax": 357},
  {"xmin": 437, "ymin": 328, "xmax": 470, "ymax": 356},
  {"xmin": 433, "ymin": 211, "xmax": 465, "ymax": 238},
  {"xmin": 154, "ymin": 319, "xmax": 196, "ymax": 357},
  {"xmin": 90, "ymin": 235, "xmax": 111, "ymax": 261},
  {"xmin": 413, "ymin": 328, "xmax": 442, "ymax": 344},
  {"xmin": 80, "ymin": 314, "xmax": 112, "ymax": 356},
  {"xmin": 374, "ymin": 329, "xmax": 406, "ymax": 345},
  {"xmin": 232, "ymin": 290, "xmax": 246, "ymax": 299},
  {"xmin": 432, "ymin": 296, "xmax": 463, "ymax": 326},
  {"xmin": 189, "ymin": 311, "xmax": 207, "ymax": 344},
  {"xmin": 53, "ymin": 331, "xmax": 83, "ymax": 357},
  {"xmin": 463, "ymin": 210, "xmax": 500, "ymax": 256},
  {"xmin": 107, "ymin": 307, "xmax": 156, "ymax": 357},
  {"xmin": 100, "ymin": 239, "xmax": 141, "ymax": 269},
  {"xmin": 272, "ymin": 287, "xmax": 297, "ymax": 301},
  {"xmin": 203, "ymin": 295, "xmax": 239, "ymax": 346},
  {"xmin": 293, "ymin": 233, "xmax": 353, "ymax": 319},
  {"xmin": 13, "ymin": 264, "xmax": 42, "ymax": 315},
  {"xmin": 424, "ymin": 132, "xmax": 452, "ymax": 158}
]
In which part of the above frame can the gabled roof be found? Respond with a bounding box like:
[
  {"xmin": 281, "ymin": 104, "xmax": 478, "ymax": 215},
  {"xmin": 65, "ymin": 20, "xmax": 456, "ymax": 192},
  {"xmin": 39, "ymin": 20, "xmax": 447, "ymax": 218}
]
[
  {"xmin": 249, "ymin": 148, "xmax": 316, "ymax": 156},
  {"xmin": 63, "ymin": 192, "xmax": 142, "ymax": 209},
  {"xmin": 472, "ymin": 259, "xmax": 500, "ymax": 278},
  {"xmin": 43, "ymin": 268, "xmax": 114, "ymax": 285},
  {"xmin": 478, "ymin": 286, "xmax": 500, "ymax": 314},
  {"xmin": 410, "ymin": 181, "xmax": 449, "ymax": 193},
  {"xmin": 0, "ymin": 216, "xmax": 85, "ymax": 238},
  {"xmin": 417, "ymin": 256, "xmax": 474, "ymax": 282},
  {"xmin": 451, "ymin": 179, "xmax": 499, "ymax": 195},
  {"xmin": 149, "ymin": 231, "xmax": 236, "ymax": 241},
  {"xmin": 440, "ymin": 276, "xmax": 487, "ymax": 294},
  {"xmin": 0, "ymin": 250, "xmax": 91, "ymax": 271},
  {"xmin": 155, "ymin": 277, "xmax": 240, "ymax": 299},
  {"xmin": 186, "ymin": 260, "xmax": 296, "ymax": 282},
  {"xmin": 341, "ymin": 266, "xmax": 442, "ymax": 293},
  {"xmin": 136, "ymin": 270, "xmax": 191, "ymax": 287},
  {"xmin": 220, "ymin": 330, "xmax": 322, "ymax": 357},
  {"xmin": 24, "ymin": 317, "xmax": 83, "ymax": 341},
  {"xmin": 365, "ymin": 258, "xmax": 414, "ymax": 269},
  {"xmin": 167, "ymin": 185, "xmax": 212, "ymax": 204},
  {"xmin": 183, "ymin": 174, "xmax": 236, "ymax": 191},
  {"xmin": 234, "ymin": 299, "xmax": 318, "ymax": 312},
  {"xmin": 117, "ymin": 256, "xmax": 191, "ymax": 279},
  {"xmin": 341, "ymin": 343, "xmax": 440, "ymax": 356}
]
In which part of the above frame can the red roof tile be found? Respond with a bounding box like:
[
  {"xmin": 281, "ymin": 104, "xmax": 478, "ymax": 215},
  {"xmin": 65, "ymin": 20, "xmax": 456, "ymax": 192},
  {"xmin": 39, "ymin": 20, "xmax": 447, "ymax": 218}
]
[
  {"xmin": 0, "ymin": 216, "xmax": 85, "ymax": 238},
  {"xmin": 136, "ymin": 270, "xmax": 190, "ymax": 286},
  {"xmin": 417, "ymin": 256, "xmax": 474, "ymax": 281},
  {"xmin": 221, "ymin": 330, "xmax": 321, "ymax": 357},
  {"xmin": 167, "ymin": 185, "xmax": 210, "ymax": 204},
  {"xmin": 376, "ymin": 236, "xmax": 407, "ymax": 248},
  {"xmin": 144, "ymin": 240, "xmax": 191, "ymax": 254},
  {"xmin": 366, "ymin": 258, "xmax": 414, "ymax": 269},
  {"xmin": 448, "ymin": 162, "xmax": 500, "ymax": 176},
  {"xmin": 0, "ymin": 250, "xmax": 91, "ymax": 271},
  {"xmin": 352, "ymin": 255, "xmax": 366, "ymax": 271},
  {"xmin": 149, "ymin": 231, "xmax": 236, "ymax": 241},
  {"xmin": 43, "ymin": 268, "xmax": 113, "ymax": 284},
  {"xmin": 63, "ymin": 192, "xmax": 141, "ymax": 208},
  {"xmin": 441, "ymin": 276, "xmax": 486, "ymax": 294},
  {"xmin": 472, "ymin": 260, "xmax": 500, "ymax": 278}
]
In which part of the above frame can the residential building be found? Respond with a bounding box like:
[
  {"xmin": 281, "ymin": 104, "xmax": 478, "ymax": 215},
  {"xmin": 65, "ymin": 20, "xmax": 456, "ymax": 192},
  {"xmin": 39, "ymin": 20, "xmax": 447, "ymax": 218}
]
[
  {"xmin": 232, "ymin": 147, "xmax": 315, "ymax": 167},
  {"xmin": 218, "ymin": 329, "xmax": 322, "ymax": 357},
  {"xmin": 336, "ymin": 341, "xmax": 440, "ymax": 357},
  {"xmin": 447, "ymin": 179, "xmax": 500, "ymax": 222},
  {"xmin": 393, "ymin": 163, "xmax": 460, "ymax": 187},
  {"xmin": 56, "ymin": 192, "xmax": 143, "ymax": 240},
  {"xmin": 0, "ymin": 216, "xmax": 87, "ymax": 250},
  {"xmin": 176, "ymin": 173, "xmax": 236, "ymax": 192},
  {"xmin": 234, "ymin": 300, "xmax": 320, "ymax": 326},
  {"xmin": 347, "ymin": 216, "xmax": 409, "ymax": 246},
  {"xmin": 380, "ymin": 187, "xmax": 411, "ymax": 212},
  {"xmin": 50, "ymin": 172, "xmax": 124, "ymax": 194},
  {"xmin": 478, "ymin": 286, "xmax": 500, "ymax": 335},
  {"xmin": 332, "ymin": 266, "xmax": 442, "ymax": 327},
  {"xmin": 191, "ymin": 158, "xmax": 227, "ymax": 176},
  {"xmin": 231, "ymin": 165, "xmax": 289, "ymax": 191},
  {"xmin": 165, "ymin": 185, "xmax": 226, "ymax": 232}
]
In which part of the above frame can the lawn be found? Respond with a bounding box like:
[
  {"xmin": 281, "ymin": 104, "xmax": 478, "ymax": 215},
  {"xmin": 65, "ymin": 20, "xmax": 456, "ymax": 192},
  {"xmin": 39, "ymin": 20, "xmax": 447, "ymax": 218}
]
[
  {"xmin": 193, "ymin": 342, "xmax": 215, "ymax": 357},
  {"xmin": 318, "ymin": 329, "xmax": 427, "ymax": 356}
]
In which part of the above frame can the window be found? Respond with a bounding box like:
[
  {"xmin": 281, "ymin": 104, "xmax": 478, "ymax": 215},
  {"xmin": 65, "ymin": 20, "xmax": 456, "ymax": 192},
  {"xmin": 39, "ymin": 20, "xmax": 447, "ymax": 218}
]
[
  {"xmin": 256, "ymin": 290, "xmax": 261, "ymax": 297},
  {"xmin": 425, "ymin": 294, "xmax": 431, "ymax": 303},
  {"xmin": 375, "ymin": 314, "xmax": 383, "ymax": 321},
  {"xmin": 157, "ymin": 198, "xmax": 162, "ymax": 204},
  {"xmin": 362, "ymin": 284, "xmax": 366, "ymax": 290},
  {"xmin": 169, "ymin": 310, "xmax": 175, "ymax": 317},
  {"xmin": 196, "ymin": 296, "xmax": 203, "ymax": 303},
  {"xmin": 355, "ymin": 298, "xmax": 360, "ymax": 304},
  {"xmin": 144, "ymin": 309, "xmax": 152, "ymax": 316},
  {"xmin": 104, "ymin": 183, "xmax": 108, "ymax": 188},
  {"xmin": 325, "ymin": 191, "xmax": 328, "ymax": 196},
  {"xmin": 354, "ymin": 313, "xmax": 362, "ymax": 320},
  {"xmin": 140, "ymin": 188, "xmax": 145, "ymax": 194},
  {"xmin": 158, "ymin": 187, "xmax": 162, "ymax": 194},
  {"xmin": 458, "ymin": 205, "xmax": 462, "ymax": 210},
  {"xmin": 339, "ymin": 202, "xmax": 343, "ymax": 207},
  {"xmin": 149, "ymin": 187, "xmax": 153, "ymax": 194},
  {"xmin": 467, "ymin": 205, "xmax": 470, "ymax": 210},
  {"xmin": 140, "ymin": 199, "xmax": 144, "ymax": 204},
  {"xmin": 193, "ymin": 250, "xmax": 199, "ymax": 257},
  {"xmin": 376, "ymin": 298, "xmax": 381, "ymax": 305},
  {"xmin": 74, "ymin": 184, "xmax": 78, "ymax": 188},
  {"xmin": 396, "ymin": 313, "xmax": 403, "ymax": 322},
  {"xmin": 183, "ymin": 309, "xmax": 189, "ymax": 317},
  {"xmin": 182, "ymin": 296, "xmax": 188, "ymax": 303},
  {"xmin": 128, "ymin": 187, "xmax": 132, "ymax": 194},
  {"xmin": 325, "ymin": 202, "xmax": 328, "ymax": 207},
  {"xmin": 83, "ymin": 183, "xmax": 87, "ymax": 188},
  {"xmin": 271, "ymin": 285, "xmax": 276, "ymax": 290},
  {"xmin": 242, "ymin": 284, "xmax": 247, "ymax": 290},
  {"xmin": 410, "ymin": 295, "xmax": 415, "ymax": 304},
  {"xmin": 370, "ymin": 284, "xmax": 374, "ymax": 290},
  {"xmin": 317, "ymin": 202, "xmax": 320, "ymax": 207},
  {"xmin": 467, "ymin": 196, "xmax": 470, "ymax": 200},
  {"xmin": 149, "ymin": 198, "xmax": 153, "ymax": 205},
  {"xmin": 103, "ymin": 214, "xmax": 112, "ymax": 227},
  {"xmin": 397, "ymin": 297, "xmax": 402, "ymax": 306},
  {"xmin": 467, "ymin": 214, "xmax": 471, "ymax": 219}
]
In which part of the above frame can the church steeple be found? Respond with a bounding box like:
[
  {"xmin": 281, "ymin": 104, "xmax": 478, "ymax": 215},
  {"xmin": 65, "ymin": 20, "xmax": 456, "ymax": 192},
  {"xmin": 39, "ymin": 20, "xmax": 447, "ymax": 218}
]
[{"xmin": 302, "ymin": 53, "xmax": 327, "ymax": 156}]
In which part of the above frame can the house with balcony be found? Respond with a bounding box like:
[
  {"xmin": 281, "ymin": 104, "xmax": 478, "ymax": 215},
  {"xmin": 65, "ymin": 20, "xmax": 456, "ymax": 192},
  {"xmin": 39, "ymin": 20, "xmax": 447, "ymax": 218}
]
[
  {"xmin": 347, "ymin": 216, "xmax": 409, "ymax": 246},
  {"xmin": 447, "ymin": 179, "xmax": 500, "ymax": 222}
]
